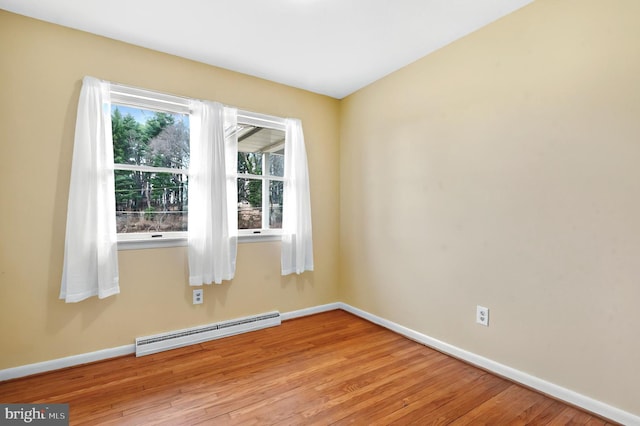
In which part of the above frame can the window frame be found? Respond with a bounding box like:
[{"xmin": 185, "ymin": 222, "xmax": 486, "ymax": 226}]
[
  {"xmin": 111, "ymin": 84, "xmax": 287, "ymax": 250},
  {"xmin": 111, "ymin": 84, "xmax": 191, "ymax": 250},
  {"xmin": 235, "ymin": 111, "xmax": 286, "ymax": 240}
]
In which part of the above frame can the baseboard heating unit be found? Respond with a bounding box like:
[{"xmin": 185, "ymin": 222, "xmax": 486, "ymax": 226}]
[{"xmin": 135, "ymin": 311, "xmax": 281, "ymax": 356}]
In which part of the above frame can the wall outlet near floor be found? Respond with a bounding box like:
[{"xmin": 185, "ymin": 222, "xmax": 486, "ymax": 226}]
[
  {"xmin": 193, "ymin": 289, "xmax": 203, "ymax": 305},
  {"xmin": 476, "ymin": 305, "xmax": 489, "ymax": 326}
]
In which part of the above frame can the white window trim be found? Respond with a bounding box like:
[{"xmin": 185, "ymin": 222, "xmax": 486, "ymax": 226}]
[
  {"xmin": 117, "ymin": 232, "xmax": 280, "ymax": 250},
  {"xmin": 111, "ymin": 83, "xmax": 287, "ymax": 250},
  {"xmin": 118, "ymin": 232, "xmax": 187, "ymax": 250},
  {"xmin": 110, "ymin": 83, "xmax": 190, "ymax": 115},
  {"xmin": 238, "ymin": 231, "xmax": 284, "ymax": 243},
  {"xmin": 236, "ymin": 112, "xmax": 286, "ymax": 240},
  {"xmin": 237, "ymin": 111, "xmax": 286, "ymax": 131}
]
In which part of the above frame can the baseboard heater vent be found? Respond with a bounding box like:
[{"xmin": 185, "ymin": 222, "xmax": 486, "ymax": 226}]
[{"xmin": 135, "ymin": 311, "xmax": 281, "ymax": 357}]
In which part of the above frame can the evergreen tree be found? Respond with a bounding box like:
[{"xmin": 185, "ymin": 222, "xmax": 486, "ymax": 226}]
[{"xmin": 238, "ymin": 152, "xmax": 262, "ymax": 207}]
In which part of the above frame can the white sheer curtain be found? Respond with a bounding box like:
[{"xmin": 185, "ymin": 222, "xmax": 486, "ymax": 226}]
[
  {"xmin": 188, "ymin": 101, "xmax": 238, "ymax": 285},
  {"xmin": 281, "ymin": 118, "xmax": 314, "ymax": 275},
  {"xmin": 60, "ymin": 76, "xmax": 120, "ymax": 303}
]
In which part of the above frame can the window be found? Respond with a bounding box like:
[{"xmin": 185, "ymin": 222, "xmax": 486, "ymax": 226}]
[
  {"xmin": 233, "ymin": 124, "xmax": 285, "ymax": 235},
  {"xmin": 232, "ymin": 112, "xmax": 287, "ymax": 240},
  {"xmin": 111, "ymin": 106, "xmax": 189, "ymax": 235},
  {"xmin": 110, "ymin": 85, "xmax": 288, "ymax": 247},
  {"xmin": 110, "ymin": 85, "xmax": 191, "ymax": 247}
]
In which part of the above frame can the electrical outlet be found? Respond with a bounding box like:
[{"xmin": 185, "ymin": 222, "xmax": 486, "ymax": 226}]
[
  {"xmin": 476, "ymin": 305, "xmax": 489, "ymax": 326},
  {"xmin": 193, "ymin": 289, "xmax": 203, "ymax": 305}
]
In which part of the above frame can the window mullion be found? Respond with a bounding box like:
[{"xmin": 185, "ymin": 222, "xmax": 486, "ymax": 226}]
[
  {"xmin": 262, "ymin": 152, "xmax": 269, "ymax": 229},
  {"xmin": 114, "ymin": 164, "xmax": 188, "ymax": 175},
  {"xmin": 237, "ymin": 173, "xmax": 265, "ymax": 180}
]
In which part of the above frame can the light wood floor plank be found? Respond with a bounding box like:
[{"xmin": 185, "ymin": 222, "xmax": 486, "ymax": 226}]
[{"xmin": 0, "ymin": 310, "xmax": 614, "ymax": 425}]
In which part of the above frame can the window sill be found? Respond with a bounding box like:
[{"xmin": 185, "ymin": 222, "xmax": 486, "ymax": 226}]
[
  {"xmin": 117, "ymin": 232, "xmax": 282, "ymax": 250},
  {"xmin": 238, "ymin": 233, "xmax": 282, "ymax": 243},
  {"xmin": 118, "ymin": 235, "xmax": 187, "ymax": 250}
]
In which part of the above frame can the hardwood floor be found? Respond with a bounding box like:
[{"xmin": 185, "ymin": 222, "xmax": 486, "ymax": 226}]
[{"xmin": 0, "ymin": 310, "xmax": 615, "ymax": 425}]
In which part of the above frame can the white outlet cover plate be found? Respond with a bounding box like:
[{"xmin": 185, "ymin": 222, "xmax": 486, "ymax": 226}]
[
  {"xmin": 476, "ymin": 305, "xmax": 489, "ymax": 326},
  {"xmin": 193, "ymin": 289, "xmax": 203, "ymax": 304}
]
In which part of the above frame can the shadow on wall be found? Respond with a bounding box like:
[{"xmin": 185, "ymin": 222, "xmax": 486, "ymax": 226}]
[{"xmin": 280, "ymin": 271, "xmax": 314, "ymax": 293}]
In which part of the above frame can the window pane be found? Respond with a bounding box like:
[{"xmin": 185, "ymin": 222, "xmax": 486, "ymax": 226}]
[
  {"xmin": 269, "ymin": 180, "xmax": 283, "ymax": 229},
  {"xmin": 268, "ymin": 153, "xmax": 284, "ymax": 177},
  {"xmin": 115, "ymin": 170, "xmax": 188, "ymax": 233},
  {"xmin": 238, "ymin": 152, "xmax": 262, "ymax": 176},
  {"xmin": 236, "ymin": 123, "xmax": 285, "ymax": 231},
  {"xmin": 238, "ymin": 178, "xmax": 262, "ymax": 229},
  {"xmin": 111, "ymin": 105, "xmax": 189, "ymax": 169}
]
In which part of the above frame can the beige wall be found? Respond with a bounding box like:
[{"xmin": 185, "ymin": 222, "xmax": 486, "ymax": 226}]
[
  {"xmin": 0, "ymin": 11, "xmax": 340, "ymax": 368},
  {"xmin": 2, "ymin": 0, "xmax": 640, "ymax": 417},
  {"xmin": 340, "ymin": 0, "xmax": 640, "ymax": 416}
]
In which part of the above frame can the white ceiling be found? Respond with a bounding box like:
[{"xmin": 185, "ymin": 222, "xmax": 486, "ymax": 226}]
[{"xmin": 0, "ymin": 0, "xmax": 533, "ymax": 99}]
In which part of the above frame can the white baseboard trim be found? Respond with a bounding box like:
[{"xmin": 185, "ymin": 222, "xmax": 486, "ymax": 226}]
[
  {"xmin": 337, "ymin": 302, "xmax": 639, "ymax": 426},
  {"xmin": 0, "ymin": 303, "xmax": 340, "ymax": 381},
  {"xmin": 281, "ymin": 302, "xmax": 342, "ymax": 321},
  {"xmin": 0, "ymin": 344, "xmax": 135, "ymax": 382},
  {"xmin": 1, "ymin": 303, "xmax": 638, "ymax": 425}
]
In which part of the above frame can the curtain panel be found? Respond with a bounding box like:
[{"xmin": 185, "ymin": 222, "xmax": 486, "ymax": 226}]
[
  {"xmin": 60, "ymin": 76, "xmax": 120, "ymax": 303},
  {"xmin": 281, "ymin": 118, "xmax": 314, "ymax": 275},
  {"xmin": 188, "ymin": 101, "xmax": 238, "ymax": 285}
]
